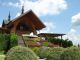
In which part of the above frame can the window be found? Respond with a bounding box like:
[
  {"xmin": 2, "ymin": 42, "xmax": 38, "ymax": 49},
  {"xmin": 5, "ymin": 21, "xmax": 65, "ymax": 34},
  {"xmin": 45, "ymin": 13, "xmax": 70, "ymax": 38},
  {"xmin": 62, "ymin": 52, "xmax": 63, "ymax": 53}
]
[{"xmin": 17, "ymin": 23, "xmax": 30, "ymax": 31}]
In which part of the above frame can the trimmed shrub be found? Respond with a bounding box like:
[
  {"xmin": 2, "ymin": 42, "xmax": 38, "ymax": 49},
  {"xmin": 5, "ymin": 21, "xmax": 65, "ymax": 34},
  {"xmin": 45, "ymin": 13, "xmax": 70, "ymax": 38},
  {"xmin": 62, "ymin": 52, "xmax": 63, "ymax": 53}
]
[
  {"xmin": 60, "ymin": 47, "xmax": 80, "ymax": 60},
  {"xmin": 37, "ymin": 47, "xmax": 51, "ymax": 59},
  {"xmin": 5, "ymin": 46, "xmax": 38, "ymax": 60},
  {"xmin": 46, "ymin": 47, "xmax": 65, "ymax": 60},
  {"xmin": 31, "ymin": 47, "xmax": 40, "ymax": 55}
]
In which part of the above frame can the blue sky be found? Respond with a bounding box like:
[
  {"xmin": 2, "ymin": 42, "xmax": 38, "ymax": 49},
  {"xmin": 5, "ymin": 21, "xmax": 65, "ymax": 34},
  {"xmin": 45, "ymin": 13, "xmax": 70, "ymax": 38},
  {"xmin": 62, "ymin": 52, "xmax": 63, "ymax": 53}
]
[{"xmin": 0, "ymin": 0, "xmax": 80, "ymax": 45}]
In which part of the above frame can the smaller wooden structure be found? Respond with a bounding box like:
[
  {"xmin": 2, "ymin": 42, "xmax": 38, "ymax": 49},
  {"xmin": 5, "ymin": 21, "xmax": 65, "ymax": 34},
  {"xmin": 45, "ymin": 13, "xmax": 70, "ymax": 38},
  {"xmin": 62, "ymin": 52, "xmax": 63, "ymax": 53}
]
[{"xmin": 38, "ymin": 33, "xmax": 65, "ymax": 39}]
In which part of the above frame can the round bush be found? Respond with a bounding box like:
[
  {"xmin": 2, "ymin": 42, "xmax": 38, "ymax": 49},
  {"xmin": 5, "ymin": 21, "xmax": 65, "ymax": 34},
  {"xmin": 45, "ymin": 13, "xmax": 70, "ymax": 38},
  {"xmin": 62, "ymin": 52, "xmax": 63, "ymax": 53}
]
[
  {"xmin": 60, "ymin": 47, "xmax": 80, "ymax": 60},
  {"xmin": 31, "ymin": 47, "xmax": 40, "ymax": 55},
  {"xmin": 5, "ymin": 46, "xmax": 38, "ymax": 60},
  {"xmin": 37, "ymin": 47, "xmax": 51, "ymax": 59},
  {"xmin": 46, "ymin": 47, "xmax": 65, "ymax": 60}
]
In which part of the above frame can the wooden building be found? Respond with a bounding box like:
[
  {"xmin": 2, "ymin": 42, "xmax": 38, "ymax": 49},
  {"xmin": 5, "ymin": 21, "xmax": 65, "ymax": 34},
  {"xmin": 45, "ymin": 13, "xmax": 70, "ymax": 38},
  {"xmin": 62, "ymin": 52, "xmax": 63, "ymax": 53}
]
[
  {"xmin": 0, "ymin": 6, "xmax": 65, "ymax": 37},
  {"xmin": 0, "ymin": 7, "xmax": 65, "ymax": 47},
  {"xmin": 0, "ymin": 10, "xmax": 45, "ymax": 35}
]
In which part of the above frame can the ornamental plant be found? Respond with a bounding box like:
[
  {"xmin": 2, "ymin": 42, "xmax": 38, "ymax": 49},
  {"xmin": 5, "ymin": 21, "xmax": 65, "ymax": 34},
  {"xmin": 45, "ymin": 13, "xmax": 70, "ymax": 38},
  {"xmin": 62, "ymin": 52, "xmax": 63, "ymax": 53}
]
[
  {"xmin": 46, "ymin": 47, "xmax": 65, "ymax": 60},
  {"xmin": 10, "ymin": 33, "xmax": 18, "ymax": 47},
  {"xmin": 5, "ymin": 46, "xmax": 38, "ymax": 60},
  {"xmin": 60, "ymin": 47, "xmax": 80, "ymax": 60},
  {"xmin": 31, "ymin": 47, "xmax": 40, "ymax": 55},
  {"xmin": 37, "ymin": 47, "xmax": 51, "ymax": 59}
]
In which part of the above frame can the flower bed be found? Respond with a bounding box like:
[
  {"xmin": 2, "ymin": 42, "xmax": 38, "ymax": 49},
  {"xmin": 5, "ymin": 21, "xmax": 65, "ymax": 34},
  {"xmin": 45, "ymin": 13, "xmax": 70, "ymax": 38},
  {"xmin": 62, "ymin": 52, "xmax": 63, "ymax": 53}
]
[
  {"xmin": 29, "ymin": 44, "xmax": 43, "ymax": 47},
  {"xmin": 48, "ymin": 44, "xmax": 59, "ymax": 47},
  {"xmin": 37, "ymin": 40, "xmax": 48, "ymax": 42}
]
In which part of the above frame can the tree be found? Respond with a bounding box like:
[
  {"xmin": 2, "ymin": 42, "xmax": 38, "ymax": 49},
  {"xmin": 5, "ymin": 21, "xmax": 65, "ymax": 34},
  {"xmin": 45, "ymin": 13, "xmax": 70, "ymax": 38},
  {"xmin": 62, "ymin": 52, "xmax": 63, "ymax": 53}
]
[
  {"xmin": 46, "ymin": 37, "xmax": 73, "ymax": 48},
  {"xmin": 67, "ymin": 40, "xmax": 73, "ymax": 47},
  {"xmin": 0, "ymin": 33, "xmax": 18, "ymax": 54},
  {"xmin": 4, "ymin": 34, "xmax": 11, "ymax": 54}
]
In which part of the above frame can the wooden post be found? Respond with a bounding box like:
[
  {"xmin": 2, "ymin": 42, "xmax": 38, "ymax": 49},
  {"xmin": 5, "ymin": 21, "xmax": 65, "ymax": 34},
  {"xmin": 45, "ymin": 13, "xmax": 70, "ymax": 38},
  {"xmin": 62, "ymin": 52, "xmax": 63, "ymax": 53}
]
[
  {"xmin": 61, "ymin": 35, "xmax": 62, "ymax": 46},
  {"xmin": 11, "ymin": 20, "xmax": 20, "ymax": 33},
  {"xmin": 30, "ymin": 22, "xmax": 37, "ymax": 35},
  {"xmin": 61, "ymin": 35, "xmax": 62, "ymax": 40}
]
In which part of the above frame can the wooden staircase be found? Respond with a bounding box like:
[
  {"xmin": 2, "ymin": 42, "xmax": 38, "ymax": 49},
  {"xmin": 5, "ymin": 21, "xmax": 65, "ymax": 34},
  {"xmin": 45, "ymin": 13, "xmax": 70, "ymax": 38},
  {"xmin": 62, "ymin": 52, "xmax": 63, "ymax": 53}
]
[{"xmin": 18, "ymin": 36, "xmax": 26, "ymax": 46}]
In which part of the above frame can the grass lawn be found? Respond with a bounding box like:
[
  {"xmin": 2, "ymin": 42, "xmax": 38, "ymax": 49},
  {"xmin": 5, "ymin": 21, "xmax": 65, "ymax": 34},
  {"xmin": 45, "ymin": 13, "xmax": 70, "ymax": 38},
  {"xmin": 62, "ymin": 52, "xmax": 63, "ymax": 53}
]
[
  {"xmin": 0, "ymin": 51, "xmax": 5, "ymax": 60},
  {"xmin": 0, "ymin": 55, "xmax": 5, "ymax": 60}
]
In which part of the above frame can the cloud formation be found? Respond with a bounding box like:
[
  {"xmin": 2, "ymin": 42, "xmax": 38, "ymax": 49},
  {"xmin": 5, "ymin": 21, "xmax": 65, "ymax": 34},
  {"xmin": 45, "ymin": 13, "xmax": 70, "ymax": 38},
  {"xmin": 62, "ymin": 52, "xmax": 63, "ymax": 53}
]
[
  {"xmin": 8, "ymin": 0, "xmax": 68, "ymax": 34},
  {"xmin": 7, "ymin": 0, "xmax": 68, "ymax": 16},
  {"xmin": 15, "ymin": 12, "xmax": 21, "ymax": 17},
  {"xmin": 67, "ymin": 29, "xmax": 80, "ymax": 45},
  {"xmin": 63, "ymin": 28, "xmax": 80, "ymax": 45},
  {"xmin": 39, "ymin": 21, "xmax": 56, "ymax": 33},
  {"xmin": 8, "ymin": 2, "xmax": 19, "ymax": 7},
  {"xmin": 0, "ymin": 24, "xmax": 1, "ymax": 27},
  {"xmin": 64, "ymin": 13, "xmax": 80, "ymax": 45},
  {"xmin": 1, "ymin": 0, "xmax": 67, "ymax": 32},
  {"xmin": 72, "ymin": 13, "xmax": 80, "ymax": 27}
]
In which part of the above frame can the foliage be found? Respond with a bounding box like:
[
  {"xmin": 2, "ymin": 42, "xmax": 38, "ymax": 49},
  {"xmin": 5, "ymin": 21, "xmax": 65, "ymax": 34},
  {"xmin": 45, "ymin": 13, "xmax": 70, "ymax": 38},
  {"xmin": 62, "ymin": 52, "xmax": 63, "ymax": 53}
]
[
  {"xmin": 10, "ymin": 33, "xmax": 18, "ymax": 47},
  {"xmin": 0, "ymin": 33, "xmax": 5, "ymax": 51},
  {"xmin": 0, "ymin": 33, "xmax": 18, "ymax": 54},
  {"xmin": 0, "ymin": 55, "xmax": 5, "ymax": 60},
  {"xmin": 0, "ymin": 33, "xmax": 11, "ymax": 54},
  {"xmin": 43, "ymin": 42, "xmax": 49, "ymax": 46},
  {"xmin": 37, "ymin": 47, "xmax": 51, "ymax": 59},
  {"xmin": 0, "ymin": 51, "xmax": 4, "ymax": 55},
  {"xmin": 46, "ymin": 37, "xmax": 73, "ymax": 48},
  {"xmin": 46, "ymin": 47, "xmax": 65, "ymax": 60},
  {"xmin": 31, "ymin": 47, "xmax": 40, "ymax": 56},
  {"xmin": 33, "ymin": 47, "xmax": 65, "ymax": 60},
  {"xmin": 47, "ymin": 37, "xmax": 64, "ymax": 45},
  {"xmin": 60, "ymin": 47, "xmax": 80, "ymax": 60},
  {"xmin": 67, "ymin": 40, "xmax": 73, "ymax": 47},
  {"xmin": 62, "ymin": 39, "xmax": 73, "ymax": 48},
  {"xmin": 3, "ymin": 34, "xmax": 11, "ymax": 54},
  {"xmin": 5, "ymin": 46, "xmax": 38, "ymax": 60}
]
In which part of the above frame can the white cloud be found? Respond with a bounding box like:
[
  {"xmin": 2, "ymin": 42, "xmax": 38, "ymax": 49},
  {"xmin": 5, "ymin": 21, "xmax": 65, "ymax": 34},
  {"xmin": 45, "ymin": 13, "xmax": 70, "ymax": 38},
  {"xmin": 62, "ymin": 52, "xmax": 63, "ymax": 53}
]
[
  {"xmin": 63, "ymin": 28, "xmax": 80, "ymax": 45},
  {"xmin": 8, "ymin": 2, "xmax": 19, "ymax": 7},
  {"xmin": 7, "ymin": 0, "xmax": 68, "ymax": 16},
  {"xmin": 70, "ymin": 28, "xmax": 76, "ymax": 33},
  {"xmin": 67, "ymin": 31, "xmax": 80, "ymax": 45},
  {"xmin": 15, "ymin": 12, "xmax": 21, "ymax": 17},
  {"xmin": 63, "ymin": 13, "xmax": 80, "ymax": 45},
  {"xmin": 0, "ymin": 24, "xmax": 1, "ymax": 27},
  {"xmin": 39, "ymin": 21, "xmax": 56, "ymax": 33},
  {"xmin": 63, "ymin": 27, "xmax": 80, "ymax": 45},
  {"xmin": 72, "ymin": 13, "xmax": 80, "ymax": 27}
]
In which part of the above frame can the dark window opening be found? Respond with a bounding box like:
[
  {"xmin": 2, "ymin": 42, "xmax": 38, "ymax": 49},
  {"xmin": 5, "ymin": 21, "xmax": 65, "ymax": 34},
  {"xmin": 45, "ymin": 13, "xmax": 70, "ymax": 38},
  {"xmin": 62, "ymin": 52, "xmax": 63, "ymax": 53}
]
[{"xmin": 17, "ymin": 23, "xmax": 30, "ymax": 31}]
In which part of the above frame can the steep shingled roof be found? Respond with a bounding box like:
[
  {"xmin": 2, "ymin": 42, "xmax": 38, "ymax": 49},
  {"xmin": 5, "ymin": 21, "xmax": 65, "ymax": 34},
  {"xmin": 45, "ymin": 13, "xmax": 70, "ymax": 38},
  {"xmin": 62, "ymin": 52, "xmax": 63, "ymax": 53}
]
[{"xmin": 7, "ymin": 10, "xmax": 46, "ymax": 30}]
